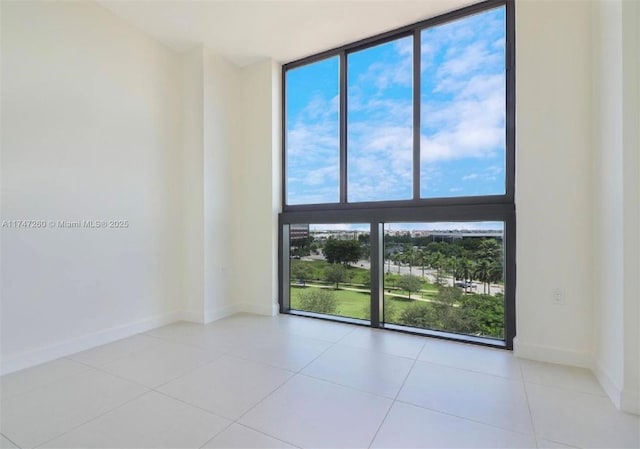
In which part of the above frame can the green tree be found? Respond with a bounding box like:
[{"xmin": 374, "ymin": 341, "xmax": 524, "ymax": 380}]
[
  {"xmin": 297, "ymin": 288, "xmax": 338, "ymax": 315},
  {"xmin": 398, "ymin": 302, "xmax": 437, "ymax": 328},
  {"xmin": 290, "ymin": 236, "xmax": 314, "ymax": 257},
  {"xmin": 459, "ymin": 257, "xmax": 475, "ymax": 293},
  {"xmin": 361, "ymin": 300, "xmax": 398, "ymax": 322},
  {"xmin": 474, "ymin": 239, "xmax": 503, "ymax": 294},
  {"xmin": 391, "ymin": 252, "xmax": 403, "ymax": 274},
  {"xmin": 323, "ymin": 239, "xmax": 361, "ymax": 265},
  {"xmin": 430, "ymin": 286, "xmax": 473, "ymax": 334},
  {"xmin": 428, "ymin": 252, "xmax": 446, "ymax": 285},
  {"xmin": 383, "ymin": 300, "xmax": 398, "ymax": 322},
  {"xmin": 417, "ymin": 249, "xmax": 428, "ymax": 279},
  {"xmin": 397, "ymin": 274, "xmax": 422, "ymax": 300},
  {"xmin": 459, "ymin": 293, "xmax": 505, "ymax": 339},
  {"xmin": 324, "ymin": 263, "xmax": 349, "ymax": 289},
  {"xmin": 384, "ymin": 272, "xmax": 401, "ymax": 289},
  {"xmin": 474, "ymin": 259, "xmax": 492, "ymax": 294},
  {"xmin": 290, "ymin": 261, "xmax": 313, "ymax": 285},
  {"xmin": 402, "ymin": 247, "xmax": 418, "ymax": 276},
  {"xmin": 359, "ymin": 270, "xmax": 371, "ymax": 288},
  {"xmin": 477, "ymin": 239, "xmax": 501, "ymax": 260},
  {"xmin": 397, "ymin": 286, "xmax": 473, "ymax": 334}
]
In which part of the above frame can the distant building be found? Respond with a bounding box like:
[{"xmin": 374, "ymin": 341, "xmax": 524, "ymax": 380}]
[{"xmin": 290, "ymin": 224, "xmax": 309, "ymax": 241}]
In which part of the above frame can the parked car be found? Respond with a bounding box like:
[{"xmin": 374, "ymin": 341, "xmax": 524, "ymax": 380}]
[{"xmin": 455, "ymin": 281, "xmax": 476, "ymax": 289}]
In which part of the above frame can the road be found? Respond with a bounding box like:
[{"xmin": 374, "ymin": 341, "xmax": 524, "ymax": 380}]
[{"xmin": 302, "ymin": 256, "xmax": 504, "ymax": 295}]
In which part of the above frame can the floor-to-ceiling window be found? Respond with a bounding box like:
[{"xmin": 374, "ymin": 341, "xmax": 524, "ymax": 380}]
[{"xmin": 280, "ymin": 0, "xmax": 515, "ymax": 348}]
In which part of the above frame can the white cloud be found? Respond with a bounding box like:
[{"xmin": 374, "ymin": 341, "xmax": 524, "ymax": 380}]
[
  {"xmin": 286, "ymin": 89, "xmax": 341, "ymax": 204},
  {"xmin": 353, "ymin": 36, "xmax": 413, "ymax": 91},
  {"xmin": 310, "ymin": 223, "xmax": 369, "ymax": 232},
  {"xmin": 287, "ymin": 6, "xmax": 506, "ymax": 204},
  {"xmin": 385, "ymin": 221, "xmax": 503, "ymax": 232},
  {"xmin": 421, "ymin": 74, "xmax": 505, "ymax": 163}
]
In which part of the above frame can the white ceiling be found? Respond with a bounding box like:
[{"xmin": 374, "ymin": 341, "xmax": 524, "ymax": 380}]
[{"xmin": 97, "ymin": 0, "xmax": 478, "ymax": 67}]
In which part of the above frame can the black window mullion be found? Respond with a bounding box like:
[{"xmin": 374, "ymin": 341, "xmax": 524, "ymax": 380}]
[
  {"xmin": 279, "ymin": 222, "xmax": 290, "ymax": 313},
  {"xmin": 370, "ymin": 222, "xmax": 383, "ymax": 328},
  {"xmin": 505, "ymin": 0, "xmax": 516, "ymax": 203},
  {"xmin": 413, "ymin": 29, "xmax": 421, "ymax": 200},
  {"xmin": 281, "ymin": 68, "xmax": 287, "ymax": 208},
  {"xmin": 339, "ymin": 52, "xmax": 347, "ymax": 204}
]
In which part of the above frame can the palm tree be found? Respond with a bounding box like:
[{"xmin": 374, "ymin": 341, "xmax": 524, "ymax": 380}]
[
  {"xmin": 460, "ymin": 257, "xmax": 475, "ymax": 293},
  {"xmin": 474, "ymin": 259, "xmax": 491, "ymax": 294},
  {"xmin": 487, "ymin": 260, "xmax": 503, "ymax": 295},
  {"xmin": 402, "ymin": 247, "xmax": 417, "ymax": 276},
  {"xmin": 391, "ymin": 252, "xmax": 402, "ymax": 274},
  {"xmin": 475, "ymin": 239, "xmax": 503, "ymax": 295},
  {"xmin": 418, "ymin": 249, "xmax": 428, "ymax": 279},
  {"xmin": 429, "ymin": 251, "xmax": 445, "ymax": 285}
]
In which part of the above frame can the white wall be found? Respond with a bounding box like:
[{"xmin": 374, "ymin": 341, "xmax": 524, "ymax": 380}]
[
  {"xmin": 515, "ymin": 0, "xmax": 639, "ymax": 413},
  {"xmin": 513, "ymin": 0, "xmax": 594, "ymax": 367},
  {"xmin": 181, "ymin": 46, "xmax": 241, "ymax": 324},
  {"xmin": 0, "ymin": 1, "xmax": 184, "ymax": 373},
  {"xmin": 636, "ymin": 0, "xmax": 640, "ymax": 415},
  {"xmin": 592, "ymin": 0, "xmax": 625, "ymax": 405},
  {"xmin": 181, "ymin": 47, "xmax": 205, "ymax": 323},
  {"xmin": 203, "ymin": 49, "xmax": 240, "ymax": 321},
  {"xmin": 0, "ymin": 0, "xmax": 267, "ymax": 373},
  {"xmin": 592, "ymin": 0, "xmax": 640, "ymax": 413},
  {"xmin": 231, "ymin": 60, "xmax": 281, "ymax": 316},
  {"xmin": 620, "ymin": 0, "xmax": 639, "ymax": 415}
]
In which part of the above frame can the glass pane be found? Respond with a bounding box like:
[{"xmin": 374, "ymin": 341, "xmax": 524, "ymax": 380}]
[
  {"xmin": 383, "ymin": 222, "xmax": 505, "ymax": 340},
  {"xmin": 347, "ymin": 37, "xmax": 413, "ymax": 202},
  {"xmin": 286, "ymin": 57, "xmax": 340, "ymax": 205},
  {"xmin": 289, "ymin": 223, "xmax": 370, "ymax": 321},
  {"xmin": 420, "ymin": 7, "xmax": 506, "ymax": 198}
]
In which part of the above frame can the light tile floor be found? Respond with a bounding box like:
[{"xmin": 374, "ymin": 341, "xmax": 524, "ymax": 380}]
[{"xmin": 0, "ymin": 313, "xmax": 638, "ymax": 449}]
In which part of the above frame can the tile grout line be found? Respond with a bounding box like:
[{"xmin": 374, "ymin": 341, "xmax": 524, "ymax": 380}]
[
  {"xmin": 67, "ymin": 351, "xmax": 225, "ymax": 393},
  {"xmin": 366, "ymin": 341, "xmax": 426, "ymax": 448},
  {"xmin": 32, "ymin": 332, "xmax": 295, "ymax": 448},
  {"xmin": 519, "ymin": 359, "xmax": 541, "ymax": 449},
  {"xmin": 1, "ymin": 432, "xmax": 21, "ymax": 449},
  {"xmin": 197, "ymin": 324, "xmax": 354, "ymax": 449},
  {"xmin": 198, "ymin": 422, "xmax": 303, "ymax": 449},
  {"xmin": 393, "ymin": 340, "xmax": 537, "ymax": 439},
  {"xmin": 392, "ymin": 397, "xmax": 539, "ymax": 439},
  {"xmin": 9, "ymin": 315, "xmax": 607, "ymax": 449},
  {"xmin": 225, "ymin": 423, "xmax": 303, "ymax": 449},
  {"xmin": 28, "ymin": 337, "xmax": 234, "ymax": 448},
  {"xmin": 522, "ymin": 378, "xmax": 608, "ymax": 399},
  {"xmin": 201, "ymin": 373, "xmax": 299, "ymax": 449},
  {"xmin": 415, "ymin": 356, "xmax": 524, "ymax": 382},
  {"xmin": 65, "ymin": 333, "xmax": 166, "ymax": 365},
  {"xmin": 32, "ymin": 387, "xmax": 150, "ymax": 449},
  {"xmin": 2, "ymin": 317, "xmax": 341, "ymax": 449}
]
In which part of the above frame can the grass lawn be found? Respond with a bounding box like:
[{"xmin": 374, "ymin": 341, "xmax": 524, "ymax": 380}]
[{"xmin": 290, "ymin": 285, "xmax": 436, "ymax": 320}]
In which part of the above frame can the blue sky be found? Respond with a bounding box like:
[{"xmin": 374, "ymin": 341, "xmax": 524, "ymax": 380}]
[
  {"xmin": 286, "ymin": 6, "xmax": 506, "ymax": 205},
  {"xmin": 309, "ymin": 222, "xmax": 503, "ymax": 232}
]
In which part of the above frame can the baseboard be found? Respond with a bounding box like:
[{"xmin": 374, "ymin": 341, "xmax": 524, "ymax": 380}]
[
  {"xmin": 237, "ymin": 300, "xmax": 279, "ymax": 316},
  {"xmin": 181, "ymin": 309, "xmax": 205, "ymax": 324},
  {"xmin": 513, "ymin": 337, "xmax": 593, "ymax": 369},
  {"xmin": 203, "ymin": 304, "xmax": 242, "ymax": 324},
  {"xmin": 0, "ymin": 310, "xmax": 181, "ymax": 376},
  {"xmin": 594, "ymin": 362, "xmax": 623, "ymax": 409},
  {"xmin": 594, "ymin": 363, "xmax": 640, "ymax": 415}
]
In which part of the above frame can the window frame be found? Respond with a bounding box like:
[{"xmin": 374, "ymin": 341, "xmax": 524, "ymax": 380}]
[{"xmin": 279, "ymin": 0, "xmax": 516, "ymax": 349}]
